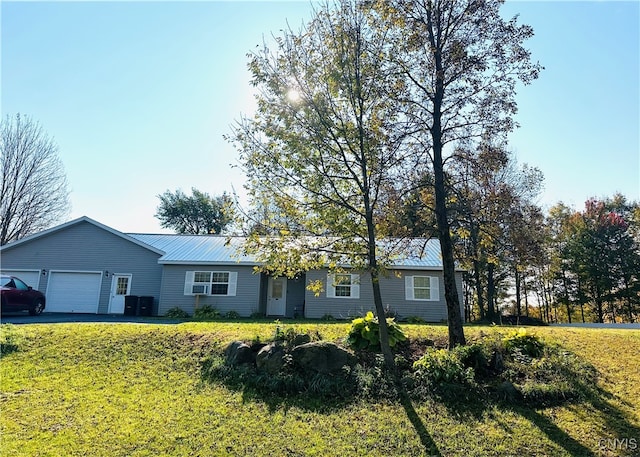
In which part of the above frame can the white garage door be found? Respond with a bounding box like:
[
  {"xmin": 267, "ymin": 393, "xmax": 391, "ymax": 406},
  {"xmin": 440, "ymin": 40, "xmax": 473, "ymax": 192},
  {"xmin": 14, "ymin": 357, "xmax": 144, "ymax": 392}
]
[
  {"xmin": 47, "ymin": 272, "xmax": 102, "ymax": 313},
  {"xmin": 1, "ymin": 270, "xmax": 41, "ymax": 290}
]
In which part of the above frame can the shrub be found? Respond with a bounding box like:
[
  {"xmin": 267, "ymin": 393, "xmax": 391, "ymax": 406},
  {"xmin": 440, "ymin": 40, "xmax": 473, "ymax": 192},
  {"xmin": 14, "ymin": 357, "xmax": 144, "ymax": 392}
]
[
  {"xmin": 320, "ymin": 314, "xmax": 336, "ymax": 321},
  {"xmin": 194, "ymin": 305, "xmax": 221, "ymax": 320},
  {"xmin": 412, "ymin": 347, "xmax": 475, "ymax": 385},
  {"xmin": 250, "ymin": 311, "xmax": 266, "ymax": 319},
  {"xmin": 272, "ymin": 324, "xmax": 321, "ymax": 347},
  {"xmin": 502, "ymin": 343, "xmax": 598, "ymax": 406},
  {"xmin": 406, "ymin": 316, "xmax": 426, "ymax": 324},
  {"xmin": 347, "ymin": 311, "xmax": 406, "ymax": 351},
  {"xmin": 455, "ymin": 343, "xmax": 489, "ymax": 375},
  {"xmin": 502, "ymin": 328, "xmax": 544, "ymax": 357},
  {"xmin": 164, "ymin": 307, "xmax": 191, "ymax": 319},
  {"xmin": 383, "ymin": 305, "xmax": 398, "ymax": 319},
  {"xmin": 224, "ymin": 310, "xmax": 241, "ymax": 319}
]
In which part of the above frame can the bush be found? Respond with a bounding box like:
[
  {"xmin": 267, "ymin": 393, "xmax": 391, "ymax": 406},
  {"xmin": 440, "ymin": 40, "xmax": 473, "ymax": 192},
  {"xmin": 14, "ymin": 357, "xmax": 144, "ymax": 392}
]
[
  {"xmin": 272, "ymin": 323, "xmax": 321, "ymax": 347},
  {"xmin": 455, "ymin": 343, "xmax": 489, "ymax": 375},
  {"xmin": 406, "ymin": 316, "xmax": 426, "ymax": 324},
  {"xmin": 164, "ymin": 307, "xmax": 191, "ymax": 319},
  {"xmin": 412, "ymin": 347, "xmax": 475, "ymax": 385},
  {"xmin": 320, "ymin": 314, "xmax": 336, "ymax": 321},
  {"xmin": 347, "ymin": 311, "xmax": 406, "ymax": 351},
  {"xmin": 194, "ymin": 305, "xmax": 221, "ymax": 320},
  {"xmin": 502, "ymin": 328, "xmax": 544, "ymax": 357},
  {"xmin": 383, "ymin": 305, "xmax": 398, "ymax": 319},
  {"xmin": 502, "ymin": 343, "xmax": 598, "ymax": 406},
  {"xmin": 224, "ymin": 310, "xmax": 241, "ymax": 319}
]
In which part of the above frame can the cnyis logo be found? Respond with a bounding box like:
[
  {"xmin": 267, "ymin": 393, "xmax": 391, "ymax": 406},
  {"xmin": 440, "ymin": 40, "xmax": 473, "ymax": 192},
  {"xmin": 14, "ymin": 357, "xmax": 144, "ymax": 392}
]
[{"xmin": 598, "ymin": 437, "xmax": 638, "ymax": 451}]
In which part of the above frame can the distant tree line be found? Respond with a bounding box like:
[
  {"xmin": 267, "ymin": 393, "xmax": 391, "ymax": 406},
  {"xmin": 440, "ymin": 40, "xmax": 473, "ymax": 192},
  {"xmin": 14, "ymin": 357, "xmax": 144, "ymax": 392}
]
[{"xmin": 404, "ymin": 181, "xmax": 640, "ymax": 324}]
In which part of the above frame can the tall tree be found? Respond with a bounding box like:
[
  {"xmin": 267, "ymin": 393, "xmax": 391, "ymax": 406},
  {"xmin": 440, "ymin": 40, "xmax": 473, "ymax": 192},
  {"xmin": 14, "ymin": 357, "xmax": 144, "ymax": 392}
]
[
  {"xmin": 229, "ymin": 1, "xmax": 419, "ymax": 368},
  {"xmin": 549, "ymin": 197, "xmax": 640, "ymax": 323},
  {"xmin": 448, "ymin": 141, "xmax": 543, "ymax": 322},
  {"xmin": 0, "ymin": 114, "xmax": 70, "ymax": 245},
  {"xmin": 545, "ymin": 203, "xmax": 579, "ymax": 323},
  {"xmin": 155, "ymin": 188, "xmax": 233, "ymax": 234},
  {"xmin": 385, "ymin": 0, "xmax": 542, "ymax": 347}
]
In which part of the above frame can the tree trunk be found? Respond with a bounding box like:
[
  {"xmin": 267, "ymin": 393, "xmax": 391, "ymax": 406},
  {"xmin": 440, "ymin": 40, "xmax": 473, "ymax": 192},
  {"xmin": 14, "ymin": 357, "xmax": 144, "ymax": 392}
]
[
  {"xmin": 523, "ymin": 273, "xmax": 530, "ymax": 317},
  {"xmin": 464, "ymin": 274, "xmax": 473, "ymax": 322},
  {"xmin": 609, "ymin": 292, "xmax": 616, "ymax": 323},
  {"xmin": 470, "ymin": 224, "xmax": 485, "ymax": 321},
  {"xmin": 577, "ymin": 278, "xmax": 586, "ymax": 323},
  {"xmin": 595, "ymin": 285, "xmax": 604, "ymax": 323},
  {"xmin": 429, "ymin": 19, "xmax": 465, "ymax": 348},
  {"xmin": 473, "ymin": 259, "xmax": 485, "ymax": 320},
  {"xmin": 514, "ymin": 266, "xmax": 522, "ymax": 320},
  {"xmin": 623, "ymin": 276, "xmax": 634, "ymax": 323},
  {"xmin": 545, "ymin": 282, "xmax": 553, "ymax": 323},
  {"xmin": 487, "ymin": 263, "xmax": 496, "ymax": 321},
  {"xmin": 365, "ymin": 201, "xmax": 395, "ymax": 369},
  {"xmin": 561, "ymin": 267, "xmax": 572, "ymax": 323},
  {"xmin": 371, "ymin": 266, "xmax": 395, "ymax": 370}
]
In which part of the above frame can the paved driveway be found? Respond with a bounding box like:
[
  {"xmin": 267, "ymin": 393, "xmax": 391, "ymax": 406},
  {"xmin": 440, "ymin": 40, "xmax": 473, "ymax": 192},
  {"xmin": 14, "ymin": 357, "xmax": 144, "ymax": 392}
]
[
  {"xmin": 0, "ymin": 312, "xmax": 184, "ymax": 325},
  {"xmin": 551, "ymin": 323, "xmax": 640, "ymax": 329}
]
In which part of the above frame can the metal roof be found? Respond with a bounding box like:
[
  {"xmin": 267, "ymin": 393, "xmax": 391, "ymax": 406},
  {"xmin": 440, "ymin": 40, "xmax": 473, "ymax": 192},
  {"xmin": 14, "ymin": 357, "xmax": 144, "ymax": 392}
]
[
  {"xmin": 128, "ymin": 234, "xmax": 448, "ymax": 270},
  {"xmin": 386, "ymin": 238, "xmax": 445, "ymax": 270},
  {"xmin": 128, "ymin": 234, "xmax": 257, "ymax": 265}
]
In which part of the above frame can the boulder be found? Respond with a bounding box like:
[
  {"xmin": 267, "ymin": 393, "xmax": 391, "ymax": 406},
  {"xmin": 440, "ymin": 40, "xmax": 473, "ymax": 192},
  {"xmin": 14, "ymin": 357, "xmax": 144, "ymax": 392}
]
[
  {"xmin": 292, "ymin": 333, "xmax": 312, "ymax": 347},
  {"xmin": 497, "ymin": 381, "xmax": 520, "ymax": 402},
  {"xmin": 291, "ymin": 341, "xmax": 357, "ymax": 374},
  {"xmin": 256, "ymin": 343, "xmax": 287, "ymax": 374},
  {"xmin": 224, "ymin": 341, "xmax": 255, "ymax": 366}
]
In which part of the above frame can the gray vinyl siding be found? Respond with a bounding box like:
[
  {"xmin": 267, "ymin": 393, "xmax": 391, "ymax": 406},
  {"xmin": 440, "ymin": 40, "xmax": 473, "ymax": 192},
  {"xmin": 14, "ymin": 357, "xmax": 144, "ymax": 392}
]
[
  {"xmin": 304, "ymin": 269, "xmax": 464, "ymax": 322},
  {"xmin": 0, "ymin": 221, "xmax": 162, "ymax": 313},
  {"xmin": 159, "ymin": 264, "xmax": 262, "ymax": 316}
]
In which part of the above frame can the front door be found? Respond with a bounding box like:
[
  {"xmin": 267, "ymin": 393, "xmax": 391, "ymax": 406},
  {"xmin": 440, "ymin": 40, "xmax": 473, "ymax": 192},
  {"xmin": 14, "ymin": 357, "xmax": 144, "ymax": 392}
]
[
  {"xmin": 108, "ymin": 274, "xmax": 132, "ymax": 314},
  {"xmin": 267, "ymin": 277, "xmax": 287, "ymax": 316}
]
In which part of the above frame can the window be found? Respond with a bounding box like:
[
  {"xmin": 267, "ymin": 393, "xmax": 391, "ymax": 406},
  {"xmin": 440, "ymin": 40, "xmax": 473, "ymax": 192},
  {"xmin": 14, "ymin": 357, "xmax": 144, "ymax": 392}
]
[
  {"xmin": 184, "ymin": 271, "xmax": 237, "ymax": 296},
  {"xmin": 326, "ymin": 273, "xmax": 360, "ymax": 299},
  {"xmin": 13, "ymin": 278, "xmax": 29, "ymax": 291},
  {"xmin": 211, "ymin": 272, "xmax": 230, "ymax": 295},
  {"xmin": 115, "ymin": 277, "xmax": 129, "ymax": 295},
  {"xmin": 405, "ymin": 275, "xmax": 439, "ymax": 301}
]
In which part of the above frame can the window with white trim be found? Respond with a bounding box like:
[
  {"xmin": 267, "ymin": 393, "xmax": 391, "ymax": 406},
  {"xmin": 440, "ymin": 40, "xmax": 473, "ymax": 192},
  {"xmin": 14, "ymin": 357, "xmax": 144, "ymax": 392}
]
[
  {"xmin": 326, "ymin": 273, "xmax": 360, "ymax": 299},
  {"xmin": 405, "ymin": 275, "xmax": 439, "ymax": 301},
  {"xmin": 184, "ymin": 271, "xmax": 237, "ymax": 296}
]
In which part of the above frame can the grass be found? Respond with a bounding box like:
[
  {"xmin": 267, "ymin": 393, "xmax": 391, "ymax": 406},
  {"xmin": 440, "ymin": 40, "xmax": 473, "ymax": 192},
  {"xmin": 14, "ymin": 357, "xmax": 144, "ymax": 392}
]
[{"xmin": 1, "ymin": 322, "xmax": 638, "ymax": 456}]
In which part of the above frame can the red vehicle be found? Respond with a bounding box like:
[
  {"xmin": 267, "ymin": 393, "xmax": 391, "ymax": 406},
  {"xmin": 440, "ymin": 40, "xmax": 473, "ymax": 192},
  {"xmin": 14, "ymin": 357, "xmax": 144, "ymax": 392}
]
[{"xmin": 1, "ymin": 275, "xmax": 46, "ymax": 316}]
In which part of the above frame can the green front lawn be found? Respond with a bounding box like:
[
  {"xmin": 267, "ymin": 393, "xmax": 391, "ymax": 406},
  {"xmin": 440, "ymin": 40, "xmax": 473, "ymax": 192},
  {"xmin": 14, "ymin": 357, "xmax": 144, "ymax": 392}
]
[{"xmin": 1, "ymin": 322, "xmax": 638, "ymax": 456}]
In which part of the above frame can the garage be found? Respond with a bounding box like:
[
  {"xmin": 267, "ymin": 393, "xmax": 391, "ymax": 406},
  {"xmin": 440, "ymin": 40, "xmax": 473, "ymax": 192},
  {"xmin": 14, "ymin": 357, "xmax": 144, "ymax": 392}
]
[
  {"xmin": 46, "ymin": 271, "xmax": 103, "ymax": 313},
  {"xmin": 0, "ymin": 270, "xmax": 41, "ymax": 290}
]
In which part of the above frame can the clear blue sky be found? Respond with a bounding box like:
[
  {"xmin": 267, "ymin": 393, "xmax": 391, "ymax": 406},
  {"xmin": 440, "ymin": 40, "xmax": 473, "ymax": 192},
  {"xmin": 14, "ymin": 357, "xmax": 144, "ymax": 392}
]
[{"xmin": 2, "ymin": 1, "xmax": 638, "ymax": 233}]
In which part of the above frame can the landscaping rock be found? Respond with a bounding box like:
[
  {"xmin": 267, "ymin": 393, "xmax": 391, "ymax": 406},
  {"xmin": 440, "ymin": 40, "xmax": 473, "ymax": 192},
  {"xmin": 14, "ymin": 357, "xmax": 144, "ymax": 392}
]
[
  {"xmin": 497, "ymin": 381, "xmax": 520, "ymax": 402},
  {"xmin": 490, "ymin": 350, "xmax": 504, "ymax": 373},
  {"xmin": 292, "ymin": 333, "xmax": 312, "ymax": 347},
  {"xmin": 291, "ymin": 341, "xmax": 357, "ymax": 374},
  {"xmin": 256, "ymin": 343, "xmax": 287, "ymax": 374},
  {"xmin": 250, "ymin": 341, "xmax": 268, "ymax": 353},
  {"xmin": 224, "ymin": 341, "xmax": 255, "ymax": 366}
]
